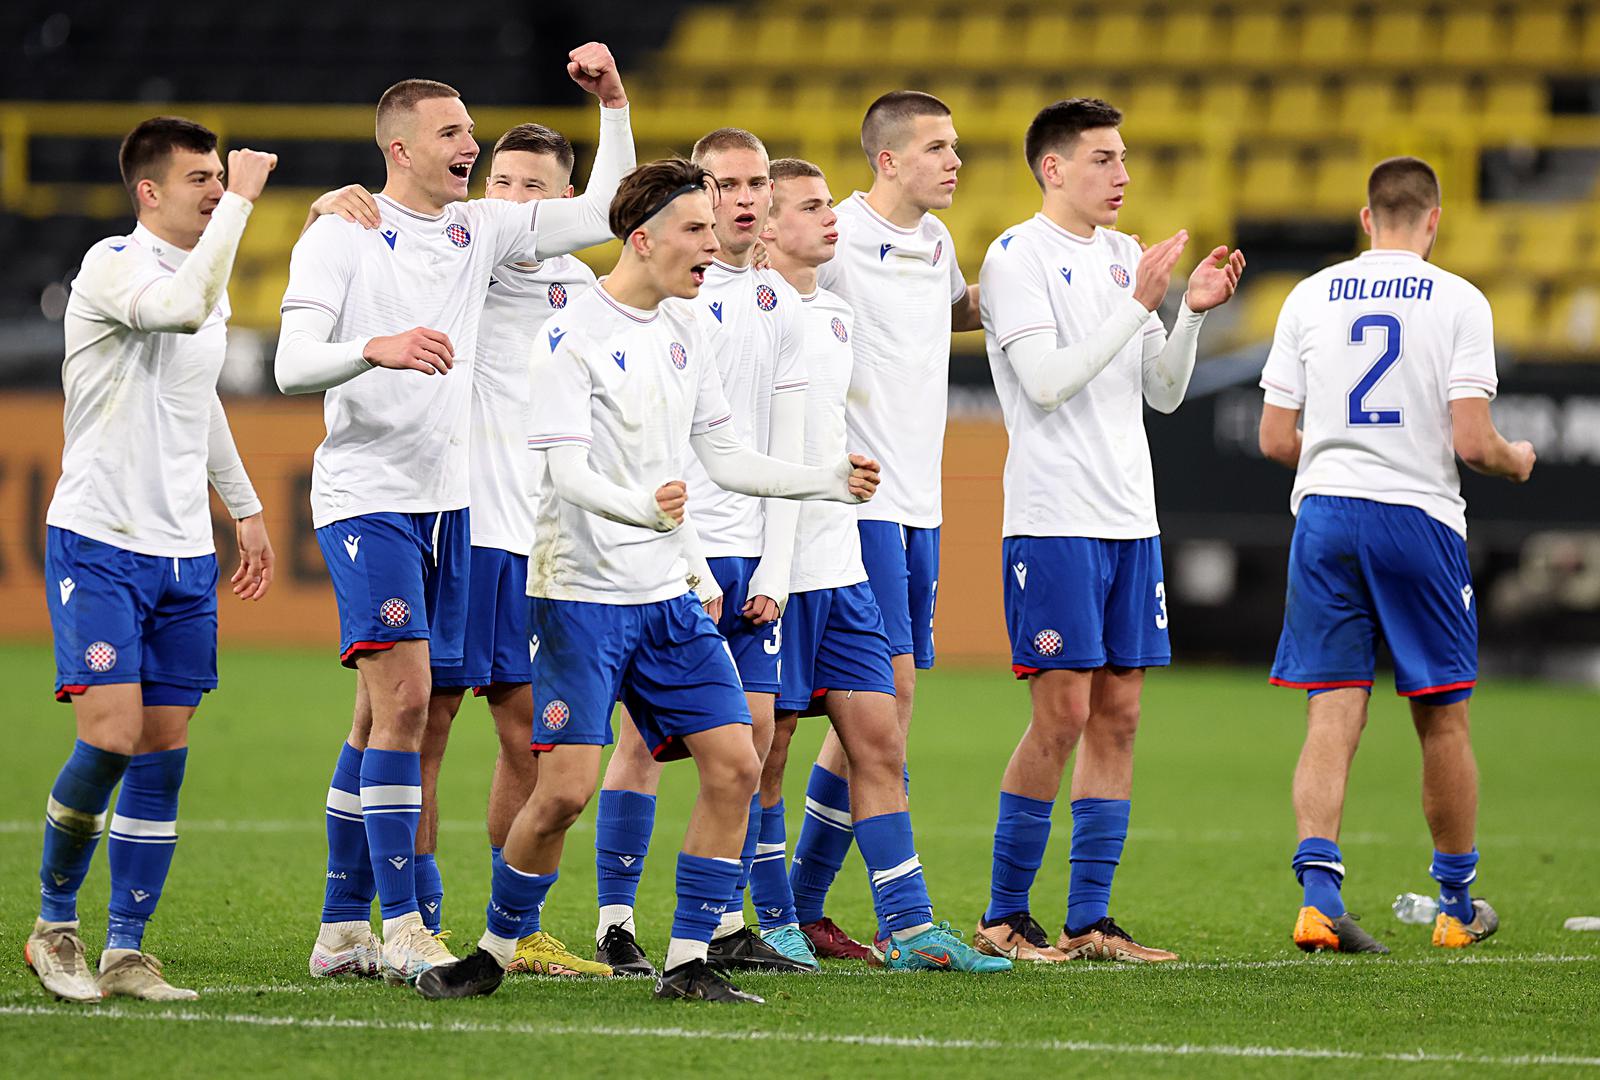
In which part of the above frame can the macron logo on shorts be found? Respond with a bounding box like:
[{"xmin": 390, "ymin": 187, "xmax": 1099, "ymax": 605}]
[
  {"xmin": 1012, "ymin": 562, "xmax": 1027, "ymax": 590},
  {"xmin": 58, "ymin": 577, "xmax": 75, "ymax": 605},
  {"xmin": 343, "ymin": 534, "xmax": 360, "ymax": 561},
  {"xmin": 1461, "ymin": 584, "xmax": 1474, "ymax": 610}
]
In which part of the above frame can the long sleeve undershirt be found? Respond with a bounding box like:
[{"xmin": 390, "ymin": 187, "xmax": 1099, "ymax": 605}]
[
  {"xmin": 205, "ymin": 393, "xmax": 262, "ymax": 519},
  {"xmin": 746, "ymin": 391, "xmax": 805, "ymax": 610},
  {"xmin": 1004, "ymin": 296, "xmax": 1206, "ymax": 415}
]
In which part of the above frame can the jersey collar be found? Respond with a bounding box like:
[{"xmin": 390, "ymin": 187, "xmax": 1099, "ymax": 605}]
[
  {"xmin": 851, "ymin": 191, "xmax": 922, "ymax": 236},
  {"xmin": 1358, "ymin": 248, "xmax": 1424, "ymax": 261},
  {"xmin": 131, "ymin": 222, "xmax": 184, "ymax": 270},
  {"xmin": 1033, "ymin": 213, "xmax": 1098, "ymax": 245},
  {"xmin": 595, "ymin": 280, "xmax": 659, "ymax": 323},
  {"xmin": 375, "ymin": 193, "xmax": 449, "ymax": 223}
]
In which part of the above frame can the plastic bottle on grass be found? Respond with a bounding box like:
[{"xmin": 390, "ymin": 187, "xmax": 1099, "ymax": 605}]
[{"xmin": 1393, "ymin": 892, "xmax": 1439, "ymax": 924}]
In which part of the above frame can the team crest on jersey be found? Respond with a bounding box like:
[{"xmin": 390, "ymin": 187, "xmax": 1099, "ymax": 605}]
[
  {"xmin": 831, "ymin": 317, "xmax": 848, "ymax": 343},
  {"xmin": 445, "ymin": 223, "xmax": 471, "ymax": 249},
  {"xmin": 542, "ymin": 699, "xmax": 570, "ymax": 731},
  {"xmin": 1032, "ymin": 629, "xmax": 1064, "ymax": 658},
  {"xmin": 755, "ymin": 284, "xmax": 778, "ymax": 311},
  {"xmin": 932, "ymin": 240, "xmax": 944, "ymax": 264},
  {"xmin": 379, "ymin": 597, "xmax": 411, "ymax": 628},
  {"xmin": 84, "ymin": 641, "xmax": 117, "ymax": 673},
  {"xmin": 669, "ymin": 342, "xmax": 688, "ymax": 369},
  {"xmin": 1109, "ymin": 264, "xmax": 1130, "ymax": 288},
  {"xmin": 547, "ymin": 283, "xmax": 568, "ymax": 309}
]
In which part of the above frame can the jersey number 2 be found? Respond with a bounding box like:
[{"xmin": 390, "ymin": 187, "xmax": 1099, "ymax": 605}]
[{"xmin": 1346, "ymin": 314, "xmax": 1403, "ymax": 427}]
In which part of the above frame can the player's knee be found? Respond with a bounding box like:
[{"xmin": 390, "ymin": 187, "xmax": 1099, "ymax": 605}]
[
  {"xmin": 535, "ymin": 785, "xmax": 593, "ymax": 833},
  {"xmin": 701, "ymin": 744, "xmax": 761, "ymax": 802}
]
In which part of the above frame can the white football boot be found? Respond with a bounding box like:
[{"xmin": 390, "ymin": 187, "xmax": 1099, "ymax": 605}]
[
  {"xmin": 97, "ymin": 948, "xmax": 199, "ymax": 1001},
  {"xmin": 380, "ymin": 911, "xmax": 459, "ymax": 983},
  {"xmin": 25, "ymin": 919, "xmax": 102, "ymax": 1003},
  {"xmin": 310, "ymin": 920, "xmax": 381, "ymax": 978}
]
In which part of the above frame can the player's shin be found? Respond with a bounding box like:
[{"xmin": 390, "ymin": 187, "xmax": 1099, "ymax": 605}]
[
  {"xmin": 790, "ymin": 764, "xmax": 854, "ymax": 924},
  {"xmin": 105, "ymin": 748, "xmax": 186, "ymax": 953},
  {"xmin": 322, "ymin": 741, "xmax": 375, "ymax": 922},
  {"xmin": 480, "ymin": 860, "xmax": 557, "ymax": 967},
  {"xmin": 751, "ymin": 800, "xmax": 798, "ymax": 931},
  {"xmin": 713, "ymin": 795, "xmax": 763, "ymax": 939},
  {"xmin": 40, "ymin": 740, "xmax": 130, "ymax": 923},
  {"xmin": 987, "ymin": 792, "xmax": 1054, "ymax": 922},
  {"xmin": 594, "ymin": 789, "xmax": 656, "ymax": 941},
  {"xmin": 1066, "ymin": 798, "xmax": 1130, "ymax": 933},
  {"xmin": 666, "ymin": 853, "xmax": 743, "ymax": 971},
  {"xmin": 855, "ymin": 812, "xmax": 934, "ymax": 940},
  {"xmin": 360, "ymin": 748, "xmax": 423, "ymax": 927}
]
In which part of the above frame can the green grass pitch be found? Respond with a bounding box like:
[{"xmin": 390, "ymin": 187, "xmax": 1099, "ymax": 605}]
[{"xmin": 1, "ymin": 643, "xmax": 1597, "ymax": 1077}]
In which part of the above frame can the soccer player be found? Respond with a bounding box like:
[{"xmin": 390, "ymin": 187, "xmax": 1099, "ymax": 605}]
[
  {"xmin": 591, "ymin": 128, "xmax": 816, "ymax": 976},
  {"xmin": 758, "ymin": 157, "xmax": 1012, "ymax": 974},
  {"xmin": 787, "ymin": 89, "xmax": 983, "ymax": 960},
  {"xmin": 26, "ymin": 117, "xmax": 277, "ymax": 1002},
  {"xmin": 1260, "ymin": 157, "xmax": 1532, "ymax": 953},
  {"xmin": 413, "ymin": 158, "xmax": 881, "ymax": 1004},
  {"xmin": 274, "ymin": 44, "xmax": 634, "ymax": 984},
  {"xmin": 976, "ymin": 98, "xmax": 1243, "ymax": 963}
]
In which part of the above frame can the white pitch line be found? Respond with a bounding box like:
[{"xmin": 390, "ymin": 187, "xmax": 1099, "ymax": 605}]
[{"xmin": 1, "ymin": 1004, "xmax": 1596, "ymax": 1068}]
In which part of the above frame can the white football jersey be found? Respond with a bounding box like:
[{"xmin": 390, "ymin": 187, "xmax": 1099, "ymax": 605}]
[
  {"xmin": 281, "ymin": 194, "xmax": 547, "ymax": 528},
  {"xmin": 526, "ymin": 285, "xmax": 733, "ymax": 604},
  {"xmin": 790, "ymin": 287, "xmax": 868, "ymax": 593},
  {"xmin": 470, "ymin": 256, "xmax": 597, "ymax": 555},
  {"xmin": 980, "ymin": 215, "xmax": 1167, "ymax": 540},
  {"xmin": 680, "ymin": 259, "xmax": 807, "ymax": 558},
  {"xmin": 48, "ymin": 218, "xmax": 238, "ymax": 557},
  {"xmin": 817, "ymin": 192, "xmax": 966, "ymax": 528},
  {"xmin": 1260, "ymin": 249, "xmax": 1497, "ymax": 537}
]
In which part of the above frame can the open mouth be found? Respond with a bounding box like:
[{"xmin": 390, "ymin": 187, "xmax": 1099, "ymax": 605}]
[
  {"xmin": 690, "ymin": 263, "xmax": 709, "ymax": 286},
  {"xmin": 448, "ymin": 162, "xmax": 473, "ymax": 179},
  {"xmin": 734, "ymin": 213, "xmax": 757, "ymax": 228}
]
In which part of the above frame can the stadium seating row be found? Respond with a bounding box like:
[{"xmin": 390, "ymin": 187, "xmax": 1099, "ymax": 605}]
[{"xmin": 668, "ymin": 3, "xmax": 1600, "ymax": 73}]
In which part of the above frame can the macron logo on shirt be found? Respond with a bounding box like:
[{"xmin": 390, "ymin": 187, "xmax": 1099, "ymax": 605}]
[
  {"xmin": 1059, "ymin": 268, "xmax": 1073, "ymax": 285},
  {"xmin": 612, "ymin": 350, "xmax": 626, "ymax": 370},
  {"xmin": 710, "ymin": 301, "xmax": 724, "ymax": 323},
  {"xmin": 548, "ymin": 328, "xmax": 566, "ymax": 351},
  {"xmin": 879, "ymin": 243, "xmax": 895, "ymax": 261},
  {"xmin": 381, "ymin": 229, "xmax": 398, "ymax": 250}
]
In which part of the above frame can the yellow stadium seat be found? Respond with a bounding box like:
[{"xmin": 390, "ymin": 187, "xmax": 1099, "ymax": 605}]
[
  {"xmin": 1508, "ymin": 208, "xmax": 1589, "ymax": 278},
  {"xmin": 819, "ymin": 12, "xmax": 876, "ymax": 72},
  {"xmin": 1239, "ymin": 149, "xmax": 1308, "ymax": 214},
  {"xmin": 885, "ymin": 11, "xmax": 947, "ymax": 68},
  {"xmin": 1336, "ymin": 78, "xmax": 1404, "ymax": 135},
  {"xmin": 952, "ymin": 12, "xmax": 1009, "ymax": 71},
  {"xmin": 1198, "ymin": 79, "xmax": 1257, "ymax": 128},
  {"xmin": 752, "ymin": 12, "xmax": 807, "ymax": 71},
  {"xmin": 1482, "ymin": 77, "xmax": 1549, "ymax": 122},
  {"xmin": 1366, "ymin": 9, "xmax": 1430, "ymax": 67},
  {"xmin": 1545, "ymin": 286, "xmax": 1600, "ymax": 354},
  {"xmin": 1434, "ymin": 210, "xmax": 1512, "ymax": 281},
  {"xmin": 1228, "ymin": 9, "xmax": 1293, "ymax": 67},
  {"xmin": 1437, "ymin": 6, "xmax": 1500, "ymax": 66},
  {"xmin": 1309, "ymin": 151, "xmax": 1367, "ymax": 216},
  {"xmin": 1266, "ymin": 78, "xmax": 1335, "ymax": 137},
  {"xmin": 1089, "ymin": 12, "xmax": 1151, "ymax": 67},
  {"xmin": 1020, "ymin": 12, "xmax": 1075, "ymax": 71},
  {"xmin": 1158, "ymin": 9, "xmax": 1227, "ymax": 66},
  {"xmin": 1297, "ymin": 9, "xmax": 1361, "ymax": 69},
  {"xmin": 667, "ymin": 8, "xmax": 736, "ymax": 65},
  {"xmin": 995, "ymin": 79, "xmax": 1053, "ymax": 125},
  {"xmin": 1482, "ymin": 281, "xmax": 1543, "ymax": 351},
  {"xmin": 1507, "ymin": 7, "xmax": 1574, "ymax": 66},
  {"xmin": 1410, "ymin": 78, "xmax": 1473, "ymax": 126},
  {"xmin": 1124, "ymin": 79, "xmax": 1183, "ymax": 127},
  {"xmin": 1582, "ymin": 8, "xmax": 1600, "ymax": 68},
  {"xmin": 1239, "ymin": 272, "xmax": 1303, "ymax": 343}
]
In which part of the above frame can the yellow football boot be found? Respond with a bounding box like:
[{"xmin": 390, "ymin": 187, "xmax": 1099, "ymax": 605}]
[
  {"xmin": 1433, "ymin": 899, "xmax": 1499, "ymax": 948},
  {"xmin": 507, "ymin": 931, "xmax": 613, "ymax": 976}
]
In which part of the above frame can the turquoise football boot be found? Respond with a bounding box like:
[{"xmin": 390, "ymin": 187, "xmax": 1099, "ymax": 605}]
[
  {"xmin": 882, "ymin": 922, "xmax": 1013, "ymax": 973},
  {"xmin": 759, "ymin": 923, "xmax": 820, "ymax": 970}
]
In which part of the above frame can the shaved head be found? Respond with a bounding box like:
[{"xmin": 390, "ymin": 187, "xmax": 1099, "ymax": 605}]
[
  {"xmin": 860, "ymin": 90, "xmax": 950, "ymax": 170},
  {"xmin": 1367, "ymin": 156, "xmax": 1441, "ymax": 228},
  {"xmin": 376, "ymin": 78, "xmax": 460, "ymax": 146}
]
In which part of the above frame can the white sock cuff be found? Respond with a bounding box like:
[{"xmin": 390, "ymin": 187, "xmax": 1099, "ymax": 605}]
[{"xmin": 478, "ymin": 930, "xmax": 517, "ymax": 968}]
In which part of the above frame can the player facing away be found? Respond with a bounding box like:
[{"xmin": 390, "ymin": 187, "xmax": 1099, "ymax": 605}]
[
  {"xmin": 976, "ymin": 98, "xmax": 1244, "ymax": 964},
  {"xmin": 788, "ymin": 89, "xmax": 984, "ymax": 960},
  {"xmin": 1259, "ymin": 157, "xmax": 1533, "ymax": 954},
  {"xmin": 413, "ymin": 158, "xmax": 881, "ymax": 1004},
  {"xmin": 27, "ymin": 117, "xmax": 278, "ymax": 1002},
  {"xmin": 274, "ymin": 45, "xmax": 633, "ymax": 984},
  {"xmin": 591, "ymin": 128, "xmax": 817, "ymax": 977},
  {"xmin": 758, "ymin": 158, "xmax": 1012, "ymax": 975},
  {"xmin": 306, "ymin": 125, "xmax": 612, "ymax": 976}
]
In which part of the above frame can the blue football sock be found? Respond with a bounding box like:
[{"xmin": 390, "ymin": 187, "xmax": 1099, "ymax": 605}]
[
  {"xmin": 986, "ymin": 791, "xmax": 1054, "ymax": 922},
  {"xmin": 485, "ymin": 859, "xmax": 556, "ymax": 941},
  {"xmin": 595, "ymin": 790, "xmax": 655, "ymax": 910},
  {"xmin": 1293, "ymin": 837, "xmax": 1346, "ymax": 918},
  {"xmin": 855, "ymin": 811, "xmax": 934, "ymax": 937},
  {"xmin": 105, "ymin": 748, "xmax": 186, "ymax": 952},
  {"xmin": 670, "ymin": 853, "xmax": 742, "ymax": 948},
  {"xmin": 490, "ymin": 846, "xmax": 539, "ymax": 935},
  {"xmin": 1430, "ymin": 849, "xmax": 1479, "ymax": 922},
  {"xmin": 751, "ymin": 800, "xmax": 798, "ymax": 931},
  {"xmin": 414, "ymin": 853, "xmax": 443, "ymax": 932},
  {"xmin": 790, "ymin": 765, "xmax": 853, "ymax": 925},
  {"xmin": 728, "ymin": 794, "xmax": 761, "ymax": 920},
  {"xmin": 360, "ymin": 748, "xmax": 422, "ymax": 921},
  {"xmin": 322, "ymin": 741, "xmax": 374, "ymax": 923},
  {"xmin": 40, "ymin": 740, "xmax": 130, "ymax": 923},
  {"xmin": 1067, "ymin": 798, "xmax": 1130, "ymax": 933}
]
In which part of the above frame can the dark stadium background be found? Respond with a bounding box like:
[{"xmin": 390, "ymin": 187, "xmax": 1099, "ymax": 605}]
[{"xmin": 3, "ymin": 0, "xmax": 1597, "ymax": 681}]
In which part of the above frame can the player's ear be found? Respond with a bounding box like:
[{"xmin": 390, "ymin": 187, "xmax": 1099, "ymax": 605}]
[
  {"xmin": 388, "ymin": 139, "xmax": 409, "ymax": 170},
  {"xmin": 135, "ymin": 177, "xmax": 159, "ymax": 213},
  {"xmin": 1426, "ymin": 206, "xmax": 1441, "ymax": 234},
  {"xmin": 561, "ymin": 184, "xmax": 575, "ymax": 199},
  {"xmin": 627, "ymin": 227, "xmax": 652, "ymax": 258},
  {"xmin": 1358, "ymin": 206, "xmax": 1375, "ymax": 238}
]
